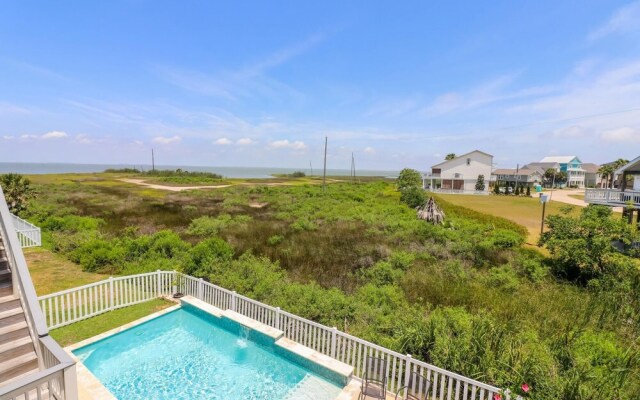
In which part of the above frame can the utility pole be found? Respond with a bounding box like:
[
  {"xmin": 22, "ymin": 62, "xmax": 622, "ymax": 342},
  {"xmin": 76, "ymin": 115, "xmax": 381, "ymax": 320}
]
[
  {"xmin": 151, "ymin": 148, "xmax": 155, "ymax": 172},
  {"xmin": 351, "ymin": 152, "xmax": 356, "ymax": 183},
  {"xmin": 515, "ymin": 164, "xmax": 520, "ymax": 194},
  {"xmin": 309, "ymin": 161, "xmax": 313, "ymax": 177},
  {"xmin": 322, "ymin": 137, "xmax": 327, "ymax": 192}
]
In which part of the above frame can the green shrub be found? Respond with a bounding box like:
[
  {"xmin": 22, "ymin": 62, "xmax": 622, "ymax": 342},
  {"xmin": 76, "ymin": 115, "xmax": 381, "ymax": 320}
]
[
  {"xmin": 397, "ymin": 168, "xmax": 422, "ymax": 191},
  {"xmin": 267, "ymin": 235, "xmax": 284, "ymax": 245},
  {"xmin": 291, "ymin": 218, "xmax": 317, "ymax": 231},
  {"xmin": 484, "ymin": 265, "xmax": 520, "ymax": 292},
  {"xmin": 187, "ymin": 214, "xmax": 252, "ymax": 236},
  {"xmin": 183, "ymin": 238, "xmax": 233, "ymax": 278},
  {"xmin": 400, "ymin": 186, "xmax": 426, "ymax": 208},
  {"xmin": 490, "ymin": 229, "xmax": 525, "ymax": 249},
  {"xmin": 42, "ymin": 215, "xmax": 104, "ymax": 233}
]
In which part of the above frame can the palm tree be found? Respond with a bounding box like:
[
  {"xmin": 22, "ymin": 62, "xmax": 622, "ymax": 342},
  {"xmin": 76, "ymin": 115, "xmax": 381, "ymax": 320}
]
[
  {"xmin": 609, "ymin": 159, "xmax": 629, "ymax": 188},
  {"xmin": 0, "ymin": 173, "xmax": 36, "ymax": 215},
  {"xmin": 445, "ymin": 153, "xmax": 456, "ymax": 160},
  {"xmin": 598, "ymin": 165, "xmax": 614, "ymax": 188}
]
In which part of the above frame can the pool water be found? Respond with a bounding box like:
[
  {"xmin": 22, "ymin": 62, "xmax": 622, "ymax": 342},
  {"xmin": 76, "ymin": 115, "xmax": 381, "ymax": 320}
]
[{"xmin": 73, "ymin": 307, "xmax": 344, "ymax": 400}]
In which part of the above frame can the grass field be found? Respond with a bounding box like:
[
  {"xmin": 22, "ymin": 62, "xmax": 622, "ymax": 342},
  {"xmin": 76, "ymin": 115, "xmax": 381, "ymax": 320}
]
[
  {"xmin": 24, "ymin": 247, "xmax": 107, "ymax": 295},
  {"xmin": 433, "ymin": 193, "xmax": 578, "ymax": 243},
  {"xmin": 50, "ymin": 298, "xmax": 175, "ymax": 346}
]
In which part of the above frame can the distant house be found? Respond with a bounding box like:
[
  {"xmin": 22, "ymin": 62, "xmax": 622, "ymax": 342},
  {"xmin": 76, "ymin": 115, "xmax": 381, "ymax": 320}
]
[
  {"xmin": 582, "ymin": 163, "xmax": 602, "ymax": 188},
  {"xmin": 537, "ymin": 156, "xmax": 585, "ymax": 188},
  {"xmin": 423, "ymin": 150, "xmax": 493, "ymax": 194},
  {"xmin": 493, "ymin": 166, "xmax": 544, "ymax": 188}
]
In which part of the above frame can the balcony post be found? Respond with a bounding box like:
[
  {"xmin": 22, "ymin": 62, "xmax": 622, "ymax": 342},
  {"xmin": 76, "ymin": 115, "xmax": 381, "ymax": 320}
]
[
  {"xmin": 275, "ymin": 307, "xmax": 281, "ymax": 330},
  {"xmin": 231, "ymin": 291, "xmax": 237, "ymax": 311},
  {"xmin": 63, "ymin": 363, "xmax": 79, "ymax": 400},
  {"xmin": 156, "ymin": 270, "xmax": 161, "ymax": 298},
  {"xmin": 404, "ymin": 354, "xmax": 412, "ymax": 388},
  {"xmin": 331, "ymin": 327, "xmax": 337, "ymax": 358},
  {"xmin": 109, "ymin": 277, "xmax": 114, "ymax": 310}
]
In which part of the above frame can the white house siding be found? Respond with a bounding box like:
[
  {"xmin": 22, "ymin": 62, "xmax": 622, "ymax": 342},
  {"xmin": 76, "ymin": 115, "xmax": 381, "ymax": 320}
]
[{"xmin": 431, "ymin": 151, "xmax": 493, "ymax": 193}]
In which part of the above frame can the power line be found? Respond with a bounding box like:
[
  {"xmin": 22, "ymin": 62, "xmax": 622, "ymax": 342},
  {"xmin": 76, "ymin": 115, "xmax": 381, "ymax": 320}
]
[{"xmin": 496, "ymin": 107, "xmax": 640, "ymax": 131}]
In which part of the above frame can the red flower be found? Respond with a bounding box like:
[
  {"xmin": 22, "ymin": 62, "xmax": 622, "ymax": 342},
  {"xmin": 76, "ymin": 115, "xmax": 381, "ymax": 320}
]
[
  {"xmin": 521, "ymin": 383, "xmax": 530, "ymax": 393},
  {"xmin": 494, "ymin": 394, "xmax": 502, "ymax": 400}
]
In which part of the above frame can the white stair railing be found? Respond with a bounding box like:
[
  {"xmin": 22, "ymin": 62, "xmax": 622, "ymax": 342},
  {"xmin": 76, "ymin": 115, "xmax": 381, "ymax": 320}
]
[
  {"xmin": 0, "ymin": 186, "xmax": 77, "ymax": 400},
  {"xmin": 10, "ymin": 213, "xmax": 41, "ymax": 248}
]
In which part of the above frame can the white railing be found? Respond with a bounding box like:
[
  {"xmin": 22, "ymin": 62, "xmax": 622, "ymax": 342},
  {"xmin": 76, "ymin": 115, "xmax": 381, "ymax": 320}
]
[
  {"xmin": 38, "ymin": 271, "xmax": 507, "ymax": 400},
  {"xmin": 0, "ymin": 187, "xmax": 77, "ymax": 400},
  {"xmin": 10, "ymin": 213, "xmax": 41, "ymax": 248},
  {"xmin": 585, "ymin": 188, "xmax": 640, "ymax": 206}
]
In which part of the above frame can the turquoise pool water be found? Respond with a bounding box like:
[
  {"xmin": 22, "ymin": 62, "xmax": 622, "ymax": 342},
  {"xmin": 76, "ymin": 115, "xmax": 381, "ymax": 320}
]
[{"xmin": 73, "ymin": 306, "xmax": 344, "ymax": 399}]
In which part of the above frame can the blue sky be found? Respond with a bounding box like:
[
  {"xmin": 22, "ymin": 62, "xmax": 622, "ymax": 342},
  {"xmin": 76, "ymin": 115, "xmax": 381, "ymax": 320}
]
[{"xmin": 1, "ymin": 1, "xmax": 640, "ymax": 170}]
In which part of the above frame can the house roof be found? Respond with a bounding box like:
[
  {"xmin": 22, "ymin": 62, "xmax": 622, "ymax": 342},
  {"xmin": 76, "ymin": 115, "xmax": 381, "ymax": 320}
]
[
  {"xmin": 540, "ymin": 156, "xmax": 580, "ymax": 164},
  {"xmin": 615, "ymin": 156, "xmax": 640, "ymax": 175},
  {"xmin": 431, "ymin": 150, "xmax": 493, "ymax": 168},
  {"xmin": 524, "ymin": 162, "xmax": 560, "ymax": 170},
  {"xmin": 493, "ymin": 167, "xmax": 543, "ymax": 176},
  {"xmin": 581, "ymin": 163, "xmax": 600, "ymax": 173}
]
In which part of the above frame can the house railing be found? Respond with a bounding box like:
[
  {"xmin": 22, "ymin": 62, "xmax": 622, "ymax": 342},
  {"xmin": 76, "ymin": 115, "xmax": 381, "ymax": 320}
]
[
  {"xmin": 10, "ymin": 213, "xmax": 41, "ymax": 248},
  {"xmin": 0, "ymin": 187, "xmax": 77, "ymax": 400},
  {"xmin": 584, "ymin": 188, "xmax": 640, "ymax": 206},
  {"xmin": 38, "ymin": 271, "xmax": 508, "ymax": 400}
]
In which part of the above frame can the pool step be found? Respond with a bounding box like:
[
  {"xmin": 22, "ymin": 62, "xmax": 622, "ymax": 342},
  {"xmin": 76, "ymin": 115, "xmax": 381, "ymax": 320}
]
[{"xmin": 284, "ymin": 375, "xmax": 344, "ymax": 400}]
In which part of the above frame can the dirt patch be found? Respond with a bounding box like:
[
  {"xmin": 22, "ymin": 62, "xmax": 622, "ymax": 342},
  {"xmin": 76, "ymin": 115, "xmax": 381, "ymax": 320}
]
[
  {"xmin": 249, "ymin": 202, "xmax": 269, "ymax": 208},
  {"xmin": 120, "ymin": 178, "xmax": 232, "ymax": 192}
]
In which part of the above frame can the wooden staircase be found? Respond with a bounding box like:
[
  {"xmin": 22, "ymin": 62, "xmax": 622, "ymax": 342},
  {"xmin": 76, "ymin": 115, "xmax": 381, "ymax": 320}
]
[{"xmin": 0, "ymin": 239, "xmax": 39, "ymax": 387}]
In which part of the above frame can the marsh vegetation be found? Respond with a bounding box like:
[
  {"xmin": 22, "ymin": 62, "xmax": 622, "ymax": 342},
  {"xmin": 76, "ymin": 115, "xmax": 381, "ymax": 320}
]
[{"xmin": 20, "ymin": 173, "xmax": 640, "ymax": 399}]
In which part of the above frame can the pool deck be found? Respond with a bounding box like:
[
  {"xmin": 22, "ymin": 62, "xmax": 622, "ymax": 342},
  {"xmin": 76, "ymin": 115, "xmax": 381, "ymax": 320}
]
[{"xmin": 62, "ymin": 297, "xmax": 381, "ymax": 400}]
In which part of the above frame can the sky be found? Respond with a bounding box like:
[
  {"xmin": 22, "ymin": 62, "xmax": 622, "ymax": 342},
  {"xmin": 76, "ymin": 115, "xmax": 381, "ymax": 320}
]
[{"xmin": 1, "ymin": 1, "xmax": 640, "ymax": 171}]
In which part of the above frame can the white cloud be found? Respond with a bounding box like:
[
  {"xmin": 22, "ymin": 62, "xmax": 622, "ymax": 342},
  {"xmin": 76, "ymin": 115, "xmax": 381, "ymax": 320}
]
[
  {"xmin": 589, "ymin": 1, "xmax": 640, "ymax": 40},
  {"xmin": 2, "ymin": 135, "xmax": 14, "ymax": 140},
  {"xmin": 75, "ymin": 134, "xmax": 92, "ymax": 144},
  {"xmin": 363, "ymin": 146, "xmax": 376, "ymax": 154},
  {"xmin": 152, "ymin": 135, "xmax": 181, "ymax": 145},
  {"xmin": 268, "ymin": 139, "xmax": 307, "ymax": 150},
  {"xmin": 214, "ymin": 137, "xmax": 233, "ymax": 145},
  {"xmin": 601, "ymin": 127, "xmax": 640, "ymax": 142},
  {"xmin": 20, "ymin": 134, "xmax": 38, "ymax": 140},
  {"xmin": 236, "ymin": 138, "xmax": 254, "ymax": 145},
  {"xmin": 41, "ymin": 130, "xmax": 68, "ymax": 139}
]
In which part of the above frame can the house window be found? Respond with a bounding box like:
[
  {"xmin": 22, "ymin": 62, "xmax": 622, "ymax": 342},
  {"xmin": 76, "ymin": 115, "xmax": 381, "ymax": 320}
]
[{"xmin": 466, "ymin": 158, "xmax": 471, "ymax": 165}]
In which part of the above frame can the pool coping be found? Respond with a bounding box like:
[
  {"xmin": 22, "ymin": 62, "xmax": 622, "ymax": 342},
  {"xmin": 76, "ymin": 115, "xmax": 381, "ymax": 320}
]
[{"xmin": 64, "ymin": 304, "xmax": 181, "ymax": 400}]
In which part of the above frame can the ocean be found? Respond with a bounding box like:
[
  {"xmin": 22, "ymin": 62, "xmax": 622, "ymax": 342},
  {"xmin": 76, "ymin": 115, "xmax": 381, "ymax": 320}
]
[{"xmin": 0, "ymin": 162, "xmax": 398, "ymax": 179}]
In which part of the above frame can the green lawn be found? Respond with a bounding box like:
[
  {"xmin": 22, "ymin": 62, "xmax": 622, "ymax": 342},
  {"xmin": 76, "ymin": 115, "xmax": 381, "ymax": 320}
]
[
  {"xmin": 433, "ymin": 193, "xmax": 578, "ymax": 244},
  {"xmin": 50, "ymin": 298, "xmax": 175, "ymax": 347},
  {"xmin": 24, "ymin": 247, "xmax": 107, "ymax": 296}
]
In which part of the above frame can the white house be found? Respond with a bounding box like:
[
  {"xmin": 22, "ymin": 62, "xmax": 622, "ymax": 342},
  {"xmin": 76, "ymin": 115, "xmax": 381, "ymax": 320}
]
[{"xmin": 424, "ymin": 150, "xmax": 493, "ymax": 194}]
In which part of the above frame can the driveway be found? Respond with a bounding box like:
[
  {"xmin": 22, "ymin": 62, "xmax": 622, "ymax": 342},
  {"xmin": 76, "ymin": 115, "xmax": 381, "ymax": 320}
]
[{"xmin": 547, "ymin": 188, "xmax": 623, "ymax": 212}]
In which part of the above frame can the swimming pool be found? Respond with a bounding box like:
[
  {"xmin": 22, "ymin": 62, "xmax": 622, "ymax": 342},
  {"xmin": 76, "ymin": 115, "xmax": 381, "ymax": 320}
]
[{"xmin": 73, "ymin": 304, "xmax": 345, "ymax": 399}]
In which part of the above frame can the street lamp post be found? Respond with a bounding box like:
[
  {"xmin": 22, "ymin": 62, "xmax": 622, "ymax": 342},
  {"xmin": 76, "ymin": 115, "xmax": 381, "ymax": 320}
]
[{"xmin": 540, "ymin": 193, "xmax": 549, "ymax": 235}]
